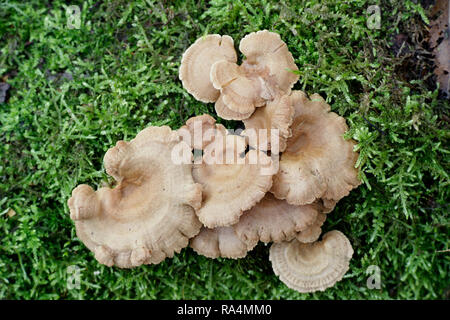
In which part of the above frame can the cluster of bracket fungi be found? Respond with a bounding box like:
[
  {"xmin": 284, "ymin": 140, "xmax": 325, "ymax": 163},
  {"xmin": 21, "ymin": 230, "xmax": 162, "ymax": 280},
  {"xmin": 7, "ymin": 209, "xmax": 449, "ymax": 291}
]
[{"xmin": 68, "ymin": 30, "xmax": 361, "ymax": 293}]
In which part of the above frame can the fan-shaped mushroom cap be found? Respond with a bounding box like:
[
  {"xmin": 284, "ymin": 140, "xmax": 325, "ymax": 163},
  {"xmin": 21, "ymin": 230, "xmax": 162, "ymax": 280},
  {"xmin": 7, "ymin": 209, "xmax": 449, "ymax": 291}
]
[
  {"xmin": 179, "ymin": 114, "xmax": 227, "ymax": 150},
  {"xmin": 239, "ymin": 30, "xmax": 299, "ymax": 93},
  {"xmin": 233, "ymin": 193, "xmax": 319, "ymax": 248},
  {"xmin": 271, "ymin": 91, "xmax": 361, "ymax": 205},
  {"xmin": 270, "ymin": 230, "xmax": 353, "ymax": 293},
  {"xmin": 295, "ymin": 213, "xmax": 326, "ymax": 243},
  {"xmin": 214, "ymin": 94, "xmax": 254, "ymax": 120},
  {"xmin": 192, "ymin": 134, "xmax": 273, "ymax": 228},
  {"xmin": 318, "ymin": 198, "xmax": 337, "ymax": 214},
  {"xmin": 211, "ymin": 60, "xmax": 267, "ymax": 117},
  {"xmin": 242, "ymin": 94, "xmax": 294, "ymax": 152},
  {"xmin": 179, "ymin": 35, "xmax": 237, "ymax": 102},
  {"xmin": 190, "ymin": 226, "xmax": 256, "ymax": 259},
  {"xmin": 67, "ymin": 126, "xmax": 203, "ymax": 268}
]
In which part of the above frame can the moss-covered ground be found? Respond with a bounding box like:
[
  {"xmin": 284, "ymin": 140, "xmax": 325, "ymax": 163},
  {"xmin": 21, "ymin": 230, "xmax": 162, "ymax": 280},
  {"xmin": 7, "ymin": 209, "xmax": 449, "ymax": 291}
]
[{"xmin": 0, "ymin": 0, "xmax": 448, "ymax": 299}]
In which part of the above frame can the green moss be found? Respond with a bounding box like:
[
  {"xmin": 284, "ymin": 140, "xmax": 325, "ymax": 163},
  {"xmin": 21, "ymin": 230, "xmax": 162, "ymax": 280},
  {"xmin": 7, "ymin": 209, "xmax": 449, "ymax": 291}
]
[{"xmin": 0, "ymin": 0, "xmax": 448, "ymax": 299}]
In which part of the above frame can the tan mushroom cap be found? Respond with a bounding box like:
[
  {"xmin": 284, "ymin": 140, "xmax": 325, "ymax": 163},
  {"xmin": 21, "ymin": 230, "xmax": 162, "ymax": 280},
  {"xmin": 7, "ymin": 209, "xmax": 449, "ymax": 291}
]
[
  {"xmin": 269, "ymin": 230, "xmax": 354, "ymax": 293},
  {"xmin": 271, "ymin": 91, "xmax": 361, "ymax": 205},
  {"xmin": 239, "ymin": 30, "xmax": 299, "ymax": 93},
  {"xmin": 67, "ymin": 126, "xmax": 203, "ymax": 268},
  {"xmin": 193, "ymin": 134, "xmax": 273, "ymax": 228},
  {"xmin": 214, "ymin": 94, "xmax": 254, "ymax": 120},
  {"xmin": 295, "ymin": 213, "xmax": 326, "ymax": 243},
  {"xmin": 211, "ymin": 60, "xmax": 267, "ymax": 116},
  {"xmin": 233, "ymin": 193, "xmax": 319, "ymax": 248},
  {"xmin": 190, "ymin": 226, "xmax": 256, "ymax": 259},
  {"xmin": 179, "ymin": 34, "xmax": 237, "ymax": 102},
  {"xmin": 318, "ymin": 198, "xmax": 337, "ymax": 214},
  {"xmin": 242, "ymin": 94, "xmax": 294, "ymax": 152},
  {"xmin": 179, "ymin": 114, "xmax": 227, "ymax": 150}
]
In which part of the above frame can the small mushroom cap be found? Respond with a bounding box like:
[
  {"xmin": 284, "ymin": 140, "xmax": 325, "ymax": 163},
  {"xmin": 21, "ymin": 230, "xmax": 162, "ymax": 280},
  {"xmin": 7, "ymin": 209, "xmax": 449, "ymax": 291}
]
[
  {"xmin": 210, "ymin": 60, "xmax": 241, "ymax": 91},
  {"xmin": 239, "ymin": 30, "xmax": 299, "ymax": 93},
  {"xmin": 68, "ymin": 126, "xmax": 202, "ymax": 268},
  {"xmin": 179, "ymin": 35, "xmax": 237, "ymax": 102},
  {"xmin": 179, "ymin": 114, "xmax": 227, "ymax": 150},
  {"xmin": 233, "ymin": 193, "xmax": 319, "ymax": 247},
  {"xmin": 318, "ymin": 198, "xmax": 337, "ymax": 214},
  {"xmin": 211, "ymin": 60, "xmax": 266, "ymax": 116},
  {"xmin": 190, "ymin": 226, "xmax": 256, "ymax": 259},
  {"xmin": 242, "ymin": 94, "xmax": 294, "ymax": 152},
  {"xmin": 270, "ymin": 230, "xmax": 354, "ymax": 293},
  {"xmin": 214, "ymin": 94, "xmax": 254, "ymax": 120},
  {"xmin": 295, "ymin": 213, "xmax": 327, "ymax": 243},
  {"xmin": 192, "ymin": 134, "xmax": 273, "ymax": 228},
  {"xmin": 271, "ymin": 91, "xmax": 361, "ymax": 205}
]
